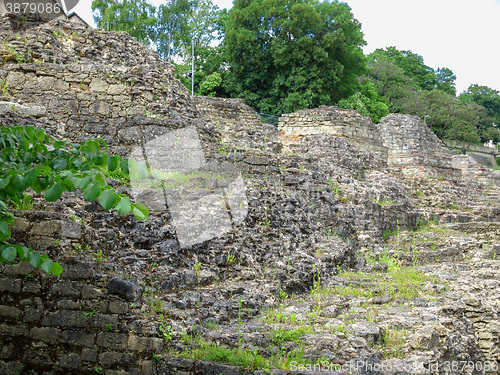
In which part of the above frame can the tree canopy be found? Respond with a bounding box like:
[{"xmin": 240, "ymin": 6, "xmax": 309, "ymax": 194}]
[
  {"xmin": 224, "ymin": 0, "xmax": 367, "ymax": 115},
  {"xmin": 91, "ymin": 1, "xmax": 500, "ymax": 148}
]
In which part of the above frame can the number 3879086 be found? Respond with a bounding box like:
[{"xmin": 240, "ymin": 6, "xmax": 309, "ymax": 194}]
[{"xmin": 5, "ymin": 2, "xmax": 62, "ymax": 14}]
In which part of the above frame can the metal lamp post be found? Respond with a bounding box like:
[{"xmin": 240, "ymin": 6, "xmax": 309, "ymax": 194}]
[{"xmin": 191, "ymin": 36, "xmax": 198, "ymax": 96}]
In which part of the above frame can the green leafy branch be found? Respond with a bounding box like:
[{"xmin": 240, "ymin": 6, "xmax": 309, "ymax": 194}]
[{"xmin": 0, "ymin": 125, "xmax": 150, "ymax": 275}]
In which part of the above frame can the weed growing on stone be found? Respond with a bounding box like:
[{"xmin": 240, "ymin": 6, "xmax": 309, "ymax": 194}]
[
  {"xmin": 376, "ymin": 327, "xmax": 408, "ymax": 359},
  {"xmin": 0, "ymin": 79, "xmax": 10, "ymax": 96},
  {"xmin": 92, "ymin": 250, "xmax": 107, "ymax": 265},
  {"xmin": 159, "ymin": 324, "xmax": 173, "ymax": 343}
]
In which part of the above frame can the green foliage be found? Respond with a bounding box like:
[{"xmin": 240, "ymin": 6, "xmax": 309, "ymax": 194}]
[
  {"xmin": 198, "ymin": 71, "xmax": 222, "ymax": 97},
  {"xmin": 270, "ymin": 327, "xmax": 312, "ymax": 345},
  {"xmin": 92, "ymin": 0, "xmax": 158, "ymax": 47},
  {"xmin": 225, "ymin": 0, "xmax": 366, "ymax": 115},
  {"xmin": 337, "ymin": 80, "xmax": 389, "ymax": 123},
  {"xmin": 0, "ymin": 125, "xmax": 149, "ymax": 275},
  {"xmin": 460, "ymin": 84, "xmax": 500, "ymax": 142}
]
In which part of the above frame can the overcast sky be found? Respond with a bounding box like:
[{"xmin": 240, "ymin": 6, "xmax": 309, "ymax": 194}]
[{"xmin": 74, "ymin": 0, "xmax": 500, "ymax": 95}]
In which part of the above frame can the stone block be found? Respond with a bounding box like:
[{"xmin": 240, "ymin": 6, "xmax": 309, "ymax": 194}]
[
  {"xmin": 127, "ymin": 335, "xmax": 164, "ymax": 352},
  {"xmin": 29, "ymin": 327, "xmax": 61, "ymax": 344},
  {"xmin": 42, "ymin": 310, "xmax": 86, "ymax": 328},
  {"xmin": 0, "ymin": 305, "xmax": 21, "ymax": 319},
  {"xmin": 108, "ymin": 300, "xmax": 129, "ymax": 314},
  {"xmin": 96, "ymin": 332, "xmax": 128, "ymax": 349},
  {"xmin": 0, "ymin": 323, "xmax": 27, "ymax": 336},
  {"xmin": 61, "ymin": 330, "xmax": 96, "ymax": 347},
  {"xmin": 90, "ymin": 78, "xmax": 109, "ymax": 93},
  {"xmin": 194, "ymin": 360, "xmax": 241, "ymax": 375},
  {"xmin": 89, "ymin": 101, "xmax": 110, "ymax": 115},
  {"xmin": 81, "ymin": 348, "xmax": 97, "ymax": 362},
  {"xmin": 98, "ymin": 351, "xmax": 135, "ymax": 367},
  {"xmin": 108, "ymin": 277, "xmax": 143, "ymax": 302},
  {"xmin": 59, "ymin": 353, "xmax": 81, "ymax": 370},
  {"xmin": 0, "ymin": 278, "xmax": 21, "ymax": 293}
]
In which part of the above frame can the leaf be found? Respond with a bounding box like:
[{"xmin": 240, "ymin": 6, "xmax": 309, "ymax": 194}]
[
  {"xmin": 0, "ymin": 220, "xmax": 11, "ymax": 240},
  {"xmin": 62, "ymin": 178, "xmax": 75, "ymax": 191},
  {"xmin": 16, "ymin": 245, "xmax": 29, "ymax": 261},
  {"xmin": 40, "ymin": 259, "xmax": 52, "ymax": 274},
  {"xmin": 51, "ymin": 262, "xmax": 63, "ymax": 276},
  {"xmin": 75, "ymin": 176, "xmax": 91, "ymax": 190},
  {"xmin": 95, "ymin": 173, "xmax": 106, "ymax": 187},
  {"xmin": 121, "ymin": 158, "xmax": 130, "ymax": 175},
  {"xmin": 44, "ymin": 182, "xmax": 63, "ymax": 202},
  {"xmin": 115, "ymin": 196, "xmax": 132, "ymax": 215},
  {"xmin": 28, "ymin": 251, "xmax": 41, "ymax": 267},
  {"xmin": 22, "ymin": 168, "xmax": 37, "ymax": 187},
  {"xmin": 1, "ymin": 246, "xmax": 17, "ymax": 262},
  {"xmin": 0, "ymin": 176, "xmax": 11, "ymax": 190},
  {"xmin": 83, "ymin": 181, "xmax": 101, "ymax": 202},
  {"xmin": 35, "ymin": 129, "xmax": 46, "ymax": 141},
  {"xmin": 132, "ymin": 202, "xmax": 149, "ymax": 221},
  {"xmin": 99, "ymin": 189, "xmax": 118, "ymax": 210},
  {"xmin": 107, "ymin": 155, "xmax": 120, "ymax": 171},
  {"xmin": 53, "ymin": 159, "xmax": 68, "ymax": 171}
]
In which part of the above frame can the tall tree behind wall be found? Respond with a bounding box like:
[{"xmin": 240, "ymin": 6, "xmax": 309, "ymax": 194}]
[{"xmin": 224, "ymin": 0, "xmax": 367, "ymax": 115}]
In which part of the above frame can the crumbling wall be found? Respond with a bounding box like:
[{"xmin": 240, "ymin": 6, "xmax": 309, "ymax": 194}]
[
  {"xmin": 376, "ymin": 114, "xmax": 462, "ymax": 180},
  {"xmin": 0, "ymin": 18, "xmax": 216, "ymax": 155},
  {"xmin": 0, "ymin": 211, "xmax": 164, "ymax": 375},
  {"xmin": 278, "ymin": 106, "xmax": 388, "ymax": 160},
  {"xmin": 452, "ymin": 154, "xmax": 500, "ymax": 184},
  {"xmin": 193, "ymin": 96, "xmax": 279, "ymax": 152}
]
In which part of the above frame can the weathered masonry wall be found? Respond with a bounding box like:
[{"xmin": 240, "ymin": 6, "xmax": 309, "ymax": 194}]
[
  {"xmin": 452, "ymin": 154, "xmax": 500, "ymax": 184},
  {"xmin": 193, "ymin": 96, "xmax": 279, "ymax": 151},
  {"xmin": 0, "ymin": 19, "xmax": 213, "ymax": 155},
  {"xmin": 278, "ymin": 106, "xmax": 388, "ymax": 159},
  {"xmin": 376, "ymin": 114, "xmax": 462, "ymax": 180},
  {"xmin": 0, "ymin": 212, "xmax": 164, "ymax": 375},
  {"xmin": 445, "ymin": 140, "xmax": 499, "ymax": 167}
]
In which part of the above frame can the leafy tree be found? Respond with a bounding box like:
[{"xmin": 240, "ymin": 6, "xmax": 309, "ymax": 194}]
[
  {"xmin": 369, "ymin": 47, "xmax": 438, "ymax": 91},
  {"xmin": 225, "ymin": 0, "xmax": 366, "ymax": 115},
  {"xmin": 0, "ymin": 126, "xmax": 149, "ymax": 276},
  {"xmin": 366, "ymin": 51, "xmax": 417, "ymax": 112},
  {"xmin": 157, "ymin": 0, "xmax": 222, "ymax": 60},
  {"xmin": 435, "ymin": 67, "xmax": 456, "ymax": 96},
  {"xmin": 460, "ymin": 84, "xmax": 500, "ymax": 142},
  {"xmin": 337, "ymin": 80, "xmax": 389, "ymax": 123},
  {"xmin": 92, "ymin": 0, "xmax": 158, "ymax": 47},
  {"xmin": 198, "ymin": 72, "xmax": 223, "ymax": 97},
  {"xmin": 156, "ymin": 0, "xmax": 194, "ymax": 60}
]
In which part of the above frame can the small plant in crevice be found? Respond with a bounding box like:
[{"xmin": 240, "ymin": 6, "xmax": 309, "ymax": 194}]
[
  {"xmin": 159, "ymin": 324, "xmax": 173, "ymax": 343},
  {"xmin": 194, "ymin": 262, "xmax": 202, "ymax": 288},
  {"xmin": 81, "ymin": 308, "xmax": 96, "ymax": 333},
  {"xmin": 93, "ymin": 250, "xmax": 107, "ymax": 265}
]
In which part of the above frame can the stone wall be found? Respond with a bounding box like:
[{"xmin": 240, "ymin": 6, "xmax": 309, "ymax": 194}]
[
  {"xmin": 445, "ymin": 140, "xmax": 499, "ymax": 167},
  {"xmin": 376, "ymin": 114, "xmax": 462, "ymax": 180},
  {"xmin": 193, "ymin": 96, "xmax": 279, "ymax": 151},
  {"xmin": 452, "ymin": 154, "xmax": 500, "ymax": 184},
  {"xmin": 277, "ymin": 106, "xmax": 388, "ymax": 159},
  {"xmin": 0, "ymin": 18, "xmax": 215, "ymax": 155},
  {"xmin": 0, "ymin": 211, "xmax": 164, "ymax": 375}
]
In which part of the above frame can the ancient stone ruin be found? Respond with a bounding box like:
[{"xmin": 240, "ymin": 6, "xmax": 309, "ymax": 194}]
[
  {"xmin": 0, "ymin": 18, "xmax": 499, "ymax": 375},
  {"xmin": 278, "ymin": 106, "xmax": 388, "ymax": 159}
]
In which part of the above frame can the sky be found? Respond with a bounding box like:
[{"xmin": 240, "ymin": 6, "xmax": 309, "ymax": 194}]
[{"xmin": 74, "ymin": 0, "xmax": 500, "ymax": 95}]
